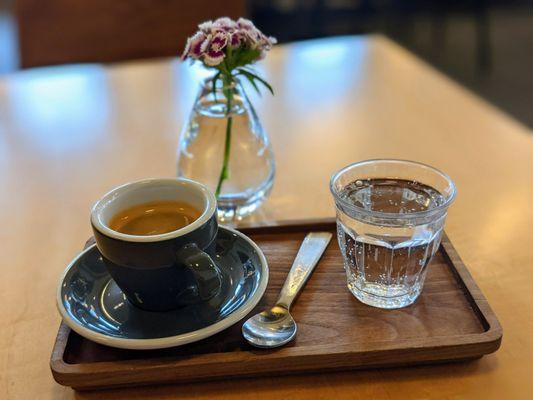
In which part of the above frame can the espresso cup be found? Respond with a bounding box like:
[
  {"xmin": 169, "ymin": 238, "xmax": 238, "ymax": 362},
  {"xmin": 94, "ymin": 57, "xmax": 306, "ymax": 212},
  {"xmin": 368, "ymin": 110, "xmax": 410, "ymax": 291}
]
[{"xmin": 91, "ymin": 178, "xmax": 221, "ymax": 311}]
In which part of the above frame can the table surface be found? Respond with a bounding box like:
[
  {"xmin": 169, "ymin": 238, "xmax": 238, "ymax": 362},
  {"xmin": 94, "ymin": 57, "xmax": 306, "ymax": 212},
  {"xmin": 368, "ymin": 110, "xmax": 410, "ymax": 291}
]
[{"xmin": 1, "ymin": 35, "xmax": 532, "ymax": 400}]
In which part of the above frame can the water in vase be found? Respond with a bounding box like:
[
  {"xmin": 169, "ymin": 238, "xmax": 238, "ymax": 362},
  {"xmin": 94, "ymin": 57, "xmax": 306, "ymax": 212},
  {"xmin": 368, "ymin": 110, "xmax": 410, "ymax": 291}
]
[{"xmin": 177, "ymin": 81, "xmax": 275, "ymax": 222}]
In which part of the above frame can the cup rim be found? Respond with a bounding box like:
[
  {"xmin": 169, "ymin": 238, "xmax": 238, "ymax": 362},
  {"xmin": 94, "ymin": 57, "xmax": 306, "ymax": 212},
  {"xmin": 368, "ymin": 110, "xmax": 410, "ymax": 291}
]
[
  {"xmin": 90, "ymin": 177, "xmax": 217, "ymax": 243},
  {"xmin": 329, "ymin": 159, "xmax": 456, "ymax": 220}
]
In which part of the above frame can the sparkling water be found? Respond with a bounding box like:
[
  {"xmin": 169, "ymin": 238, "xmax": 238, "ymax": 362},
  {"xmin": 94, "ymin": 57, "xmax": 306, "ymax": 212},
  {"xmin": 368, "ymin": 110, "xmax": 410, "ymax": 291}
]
[{"xmin": 336, "ymin": 178, "xmax": 447, "ymax": 308}]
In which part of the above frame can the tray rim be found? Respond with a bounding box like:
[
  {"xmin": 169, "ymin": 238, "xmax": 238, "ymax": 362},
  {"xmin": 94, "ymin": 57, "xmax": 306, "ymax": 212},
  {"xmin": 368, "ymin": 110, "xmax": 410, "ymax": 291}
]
[{"xmin": 50, "ymin": 218, "xmax": 503, "ymax": 388}]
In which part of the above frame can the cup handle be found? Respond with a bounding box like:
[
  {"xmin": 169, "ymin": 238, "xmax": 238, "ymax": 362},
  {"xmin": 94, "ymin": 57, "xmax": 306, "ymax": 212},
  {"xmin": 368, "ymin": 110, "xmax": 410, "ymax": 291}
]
[{"xmin": 176, "ymin": 244, "xmax": 221, "ymax": 301}]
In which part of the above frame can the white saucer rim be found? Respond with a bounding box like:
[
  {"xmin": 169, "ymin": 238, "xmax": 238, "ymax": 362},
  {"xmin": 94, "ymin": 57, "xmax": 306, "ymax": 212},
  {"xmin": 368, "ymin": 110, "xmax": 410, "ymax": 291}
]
[{"xmin": 56, "ymin": 226, "xmax": 269, "ymax": 350}]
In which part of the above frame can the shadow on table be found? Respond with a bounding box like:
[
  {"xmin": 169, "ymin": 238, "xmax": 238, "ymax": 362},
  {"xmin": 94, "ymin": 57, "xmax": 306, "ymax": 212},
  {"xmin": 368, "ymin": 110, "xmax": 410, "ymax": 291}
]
[{"xmin": 71, "ymin": 355, "xmax": 499, "ymax": 399}]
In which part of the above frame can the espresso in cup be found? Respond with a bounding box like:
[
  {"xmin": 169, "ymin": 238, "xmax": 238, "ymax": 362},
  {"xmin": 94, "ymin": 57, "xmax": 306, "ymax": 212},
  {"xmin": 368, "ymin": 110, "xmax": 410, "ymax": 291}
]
[
  {"xmin": 91, "ymin": 178, "xmax": 221, "ymax": 311},
  {"xmin": 109, "ymin": 201, "xmax": 201, "ymax": 236}
]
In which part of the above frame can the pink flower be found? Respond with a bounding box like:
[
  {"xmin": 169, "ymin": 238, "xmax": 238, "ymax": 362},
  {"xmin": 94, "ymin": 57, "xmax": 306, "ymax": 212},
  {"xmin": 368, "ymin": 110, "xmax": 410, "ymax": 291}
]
[
  {"xmin": 237, "ymin": 18, "xmax": 255, "ymax": 31},
  {"xmin": 181, "ymin": 17, "xmax": 276, "ymax": 67},
  {"xmin": 229, "ymin": 31, "xmax": 242, "ymax": 49},
  {"xmin": 213, "ymin": 17, "xmax": 237, "ymax": 31},
  {"xmin": 185, "ymin": 31, "xmax": 209, "ymax": 59},
  {"xmin": 210, "ymin": 31, "xmax": 228, "ymax": 52},
  {"xmin": 198, "ymin": 20, "xmax": 214, "ymax": 33},
  {"xmin": 204, "ymin": 49, "xmax": 225, "ymax": 66},
  {"xmin": 203, "ymin": 31, "xmax": 228, "ymax": 66}
]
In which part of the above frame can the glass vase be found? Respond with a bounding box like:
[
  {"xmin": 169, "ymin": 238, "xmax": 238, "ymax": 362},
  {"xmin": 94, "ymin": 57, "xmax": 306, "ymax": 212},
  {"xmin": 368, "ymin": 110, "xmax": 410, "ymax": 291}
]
[{"xmin": 177, "ymin": 78, "xmax": 275, "ymax": 222}]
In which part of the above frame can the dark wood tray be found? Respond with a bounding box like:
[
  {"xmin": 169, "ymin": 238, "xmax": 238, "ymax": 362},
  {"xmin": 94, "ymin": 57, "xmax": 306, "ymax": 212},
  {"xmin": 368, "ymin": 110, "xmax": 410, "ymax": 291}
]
[{"xmin": 50, "ymin": 219, "xmax": 502, "ymax": 391}]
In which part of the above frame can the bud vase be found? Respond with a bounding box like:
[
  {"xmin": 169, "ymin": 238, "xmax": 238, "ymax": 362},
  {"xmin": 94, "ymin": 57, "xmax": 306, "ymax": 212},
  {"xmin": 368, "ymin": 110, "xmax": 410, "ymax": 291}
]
[{"xmin": 177, "ymin": 78, "xmax": 275, "ymax": 222}]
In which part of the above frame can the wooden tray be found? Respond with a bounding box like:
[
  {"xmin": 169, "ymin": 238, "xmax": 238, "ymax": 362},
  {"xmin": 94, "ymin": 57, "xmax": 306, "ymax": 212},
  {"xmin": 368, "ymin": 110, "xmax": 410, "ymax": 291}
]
[{"xmin": 50, "ymin": 219, "xmax": 502, "ymax": 391}]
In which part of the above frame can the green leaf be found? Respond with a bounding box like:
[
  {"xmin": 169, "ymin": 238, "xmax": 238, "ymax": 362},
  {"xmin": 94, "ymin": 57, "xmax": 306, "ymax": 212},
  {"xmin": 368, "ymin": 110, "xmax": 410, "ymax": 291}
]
[
  {"xmin": 211, "ymin": 71, "xmax": 221, "ymax": 100},
  {"xmin": 238, "ymin": 71, "xmax": 261, "ymax": 95},
  {"xmin": 237, "ymin": 68, "xmax": 274, "ymax": 95},
  {"xmin": 232, "ymin": 48, "xmax": 262, "ymax": 69}
]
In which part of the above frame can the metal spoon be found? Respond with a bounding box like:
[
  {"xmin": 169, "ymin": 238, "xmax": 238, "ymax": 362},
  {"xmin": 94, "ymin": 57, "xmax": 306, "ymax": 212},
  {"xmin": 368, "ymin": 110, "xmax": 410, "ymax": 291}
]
[{"xmin": 242, "ymin": 232, "xmax": 332, "ymax": 348}]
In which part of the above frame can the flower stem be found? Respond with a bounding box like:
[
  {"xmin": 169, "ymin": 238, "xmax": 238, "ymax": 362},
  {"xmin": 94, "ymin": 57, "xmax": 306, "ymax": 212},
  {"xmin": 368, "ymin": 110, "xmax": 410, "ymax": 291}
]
[{"xmin": 215, "ymin": 81, "xmax": 234, "ymax": 198}]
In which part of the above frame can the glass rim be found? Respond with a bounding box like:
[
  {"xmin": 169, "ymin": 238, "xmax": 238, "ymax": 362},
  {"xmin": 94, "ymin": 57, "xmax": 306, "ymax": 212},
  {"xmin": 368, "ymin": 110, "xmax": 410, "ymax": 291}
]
[{"xmin": 329, "ymin": 159, "xmax": 457, "ymax": 220}]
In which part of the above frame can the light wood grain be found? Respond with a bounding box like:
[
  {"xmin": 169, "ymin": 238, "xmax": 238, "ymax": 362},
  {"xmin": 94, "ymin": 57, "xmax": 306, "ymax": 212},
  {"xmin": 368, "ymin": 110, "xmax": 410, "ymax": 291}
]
[
  {"xmin": 50, "ymin": 221, "xmax": 501, "ymax": 390},
  {"xmin": 0, "ymin": 35, "xmax": 532, "ymax": 399}
]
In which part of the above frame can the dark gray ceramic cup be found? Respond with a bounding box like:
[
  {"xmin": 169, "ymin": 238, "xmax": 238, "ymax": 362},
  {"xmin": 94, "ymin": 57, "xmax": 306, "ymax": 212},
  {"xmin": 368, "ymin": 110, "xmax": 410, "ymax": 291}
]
[{"xmin": 91, "ymin": 178, "xmax": 220, "ymax": 312}]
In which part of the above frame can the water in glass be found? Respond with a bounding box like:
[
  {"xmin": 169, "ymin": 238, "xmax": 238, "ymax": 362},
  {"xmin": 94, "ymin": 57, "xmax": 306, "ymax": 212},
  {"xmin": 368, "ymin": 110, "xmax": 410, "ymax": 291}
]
[{"xmin": 335, "ymin": 177, "xmax": 449, "ymax": 308}]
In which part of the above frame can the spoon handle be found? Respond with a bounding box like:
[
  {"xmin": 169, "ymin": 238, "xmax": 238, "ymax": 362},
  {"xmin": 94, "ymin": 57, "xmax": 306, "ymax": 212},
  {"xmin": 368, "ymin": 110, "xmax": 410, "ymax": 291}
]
[{"xmin": 277, "ymin": 232, "xmax": 332, "ymax": 309}]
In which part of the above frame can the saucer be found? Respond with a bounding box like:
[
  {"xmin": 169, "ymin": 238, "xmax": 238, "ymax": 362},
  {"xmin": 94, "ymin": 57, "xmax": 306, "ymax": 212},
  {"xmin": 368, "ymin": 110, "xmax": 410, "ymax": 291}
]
[{"xmin": 57, "ymin": 226, "xmax": 268, "ymax": 350}]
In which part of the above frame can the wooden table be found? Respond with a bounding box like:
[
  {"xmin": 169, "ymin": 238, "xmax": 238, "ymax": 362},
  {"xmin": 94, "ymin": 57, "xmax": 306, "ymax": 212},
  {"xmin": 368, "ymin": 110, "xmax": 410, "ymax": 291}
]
[{"xmin": 1, "ymin": 35, "xmax": 531, "ymax": 399}]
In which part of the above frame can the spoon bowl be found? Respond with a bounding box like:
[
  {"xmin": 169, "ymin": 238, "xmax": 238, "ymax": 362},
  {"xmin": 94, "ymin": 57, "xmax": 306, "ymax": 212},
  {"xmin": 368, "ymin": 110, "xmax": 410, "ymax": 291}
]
[{"xmin": 242, "ymin": 306, "xmax": 296, "ymax": 348}]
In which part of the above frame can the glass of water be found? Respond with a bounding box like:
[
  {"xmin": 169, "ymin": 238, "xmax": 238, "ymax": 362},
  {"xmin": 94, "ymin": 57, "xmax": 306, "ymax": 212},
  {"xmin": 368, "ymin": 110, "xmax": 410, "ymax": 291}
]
[{"xmin": 330, "ymin": 160, "xmax": 456, "ymax": 309}]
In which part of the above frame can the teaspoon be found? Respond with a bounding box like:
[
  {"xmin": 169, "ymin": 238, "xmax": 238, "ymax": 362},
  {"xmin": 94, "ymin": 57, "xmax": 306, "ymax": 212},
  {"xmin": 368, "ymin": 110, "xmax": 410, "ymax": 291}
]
[{"xmin": 242, "ymin": 232, "xmax": 332, "ymax": 348}]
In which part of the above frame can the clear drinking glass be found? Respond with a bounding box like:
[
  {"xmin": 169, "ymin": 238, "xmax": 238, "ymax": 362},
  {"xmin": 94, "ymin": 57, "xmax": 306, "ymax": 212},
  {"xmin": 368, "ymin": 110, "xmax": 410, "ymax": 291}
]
[{"xmin": 330, "ymin": 160, "xmax": 456, "ymax": 309}]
